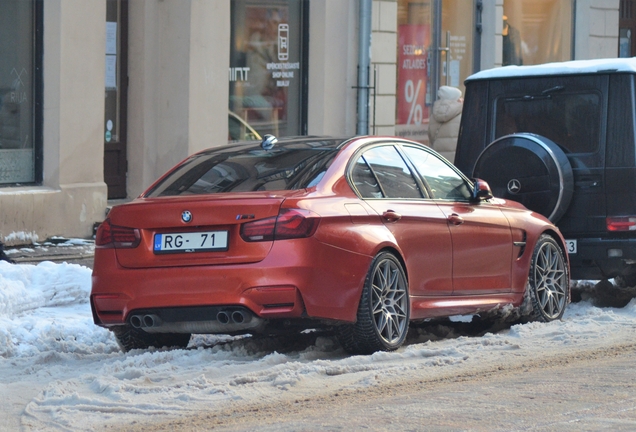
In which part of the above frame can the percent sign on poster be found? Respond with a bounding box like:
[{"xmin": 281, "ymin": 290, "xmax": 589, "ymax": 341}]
[{"xmin": 405, "ymin": 79, "xmax": 423, "ymax": 125}]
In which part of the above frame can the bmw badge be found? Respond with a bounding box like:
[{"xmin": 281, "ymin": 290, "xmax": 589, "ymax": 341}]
[{"xmin": 181, "ymin": 210, "xmax": 193, "ymax": 223}]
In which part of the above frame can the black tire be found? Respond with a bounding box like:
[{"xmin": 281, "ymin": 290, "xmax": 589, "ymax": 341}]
[
  {"xmin": 473, "ymin": 133, "xmax": 573, "ymax": 223},
  {"xmin": 110, "ymin": 325, "xmax": 191, "ymax": 352},
  {"xmin": 337, "ymin": 252, "xmax": 410, "ymax": 354},
  {"xmin": 614, "ymin": 266, "xmax": 636, "ymax": 288},
  {"xmin": 525, "ymin": 235, "xmax": 569, "ymax": 322}
]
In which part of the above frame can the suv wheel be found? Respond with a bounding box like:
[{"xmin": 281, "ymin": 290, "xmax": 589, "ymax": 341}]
[{"xmin": 473, "ymin": 133, "xmax": 574, "ymax": 223}]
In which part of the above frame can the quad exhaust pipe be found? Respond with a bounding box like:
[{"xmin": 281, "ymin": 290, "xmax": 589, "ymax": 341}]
[{"xmin": 129, "ymin": 309, "xmax": 251, "ymax": 330}]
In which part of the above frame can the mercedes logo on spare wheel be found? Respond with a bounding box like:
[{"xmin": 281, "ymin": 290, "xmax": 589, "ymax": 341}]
[
  {"xmin": 507, "ymin": 179, "xmax": 521, "ymax": 194},
  {"xmin": 181, "ymin": 210, "xmax": 192, "ymax": 223}
]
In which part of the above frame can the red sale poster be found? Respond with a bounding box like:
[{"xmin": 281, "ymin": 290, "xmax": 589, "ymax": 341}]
[{"xmin": 396, "ymin": 24, "xmax": 430, "ymax": 142}]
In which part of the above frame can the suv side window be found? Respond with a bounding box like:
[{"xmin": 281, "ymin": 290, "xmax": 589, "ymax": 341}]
[
  {"xmin": 354, "ymin": 146, "xmax": 424, "ymax": 199},
  {"xmin": 495, "ymin": 91, "xmax": 602, "ymax": 154},
  {"xmin": 402, "ymin": 146, "xmax": 472, "ymax": 201}
]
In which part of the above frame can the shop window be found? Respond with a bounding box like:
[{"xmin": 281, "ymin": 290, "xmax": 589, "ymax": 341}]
[
  {"xmin": 395, "ymin": 0, "xmax": 474, "ymax": 144},
  {"xmin": 620, "ymin": 0, "xmax": 636, "ymax": 57},
  {"xmin": 229, "ymin": 0, "xmax": 307, "ymax": 140},
  {"xmin": 395, "ymin": 1, "xmax": 431, "ymax": 143},
  {"xmin": 0, "ymin": 0, "xmax": 42, "ymax": 185},
  {"xmin": 503, "ymin": 0, "xmax": 573, "ymax": 66}
]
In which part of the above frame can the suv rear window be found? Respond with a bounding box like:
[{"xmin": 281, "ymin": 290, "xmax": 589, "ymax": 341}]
[
  {"xmin": 495, "ymin": 91, "xmax": 601, "ymax": 154},
  {"xmin": 145, "ymin": 145, "xmax": 338, "ymax": 197}
]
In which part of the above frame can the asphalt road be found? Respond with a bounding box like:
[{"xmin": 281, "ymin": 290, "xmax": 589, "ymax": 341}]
[{"xmin": 116, "ymin": 342, "xmax": 636, "ymax": 432}]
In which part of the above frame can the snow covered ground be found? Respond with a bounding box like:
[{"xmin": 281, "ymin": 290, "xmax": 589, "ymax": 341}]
[{"xmin": 1, "ymin": 261, "xmax": 636, "ymax": 431}]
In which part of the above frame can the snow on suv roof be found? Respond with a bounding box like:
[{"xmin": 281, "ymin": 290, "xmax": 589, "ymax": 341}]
[{"xmin": 466, "ymin": 57, "xmax": 636, "ymax": 81}]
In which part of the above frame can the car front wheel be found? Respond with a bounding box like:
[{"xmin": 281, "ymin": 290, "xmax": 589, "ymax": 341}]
[
  {"xmin": 526, "ymin": 234, "xmax": 569, "ymax": 322},
  {"xmin": 338, "ymin": 252, "xmax": 410, "ymax": 354}
]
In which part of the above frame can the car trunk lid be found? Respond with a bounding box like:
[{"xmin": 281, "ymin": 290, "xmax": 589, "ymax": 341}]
[{"xmin": 107, "ymin": 192, "xmax": 296, "ymax": 269}]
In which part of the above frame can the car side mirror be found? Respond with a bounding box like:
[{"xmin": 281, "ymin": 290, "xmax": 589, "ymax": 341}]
[{"xmin": 472, "ymin": 178, "xmax": 493, "ymax": 201}]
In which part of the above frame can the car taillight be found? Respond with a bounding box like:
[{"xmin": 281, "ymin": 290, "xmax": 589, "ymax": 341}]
[
  {"xmin": 240, "ymin": 209, "xmax": 320, "ymax": 242},
  {"xmin": 95, "ymin": 219, "xmax": 141, "ymax": 248},
  {"xmin": 607, "ymin": 217, "xmax": 636, "ymax": 232},
  {"xmin": 240, "ymin": 216, "xmax": 277, "ymax": 242}
]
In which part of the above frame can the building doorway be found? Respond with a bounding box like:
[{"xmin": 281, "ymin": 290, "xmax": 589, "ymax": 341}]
[{"xmin": 104, "ymin": 0, "xmax": 128, "ymax": 199}]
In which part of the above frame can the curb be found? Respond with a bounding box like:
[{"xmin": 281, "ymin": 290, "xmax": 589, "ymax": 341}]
[{"xmin": 12, "ymin": 254, "xmax": 95, "ymax": 264}]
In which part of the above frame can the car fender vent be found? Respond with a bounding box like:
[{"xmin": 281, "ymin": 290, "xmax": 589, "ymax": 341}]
[{"xmin": 513, "ymin": 230, "xmax": 527, "ymax": 258}]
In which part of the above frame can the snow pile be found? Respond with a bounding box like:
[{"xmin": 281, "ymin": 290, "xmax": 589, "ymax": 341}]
[
  {"xmin": 467, "ymin": 57, "xmax": 636, "ymax": 81},
  {"xmin": 0, "ymin": 261, "xmax": 114, "ymax": 358}
]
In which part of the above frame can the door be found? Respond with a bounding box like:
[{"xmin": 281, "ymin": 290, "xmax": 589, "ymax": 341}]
[
  {"xmin": 490, "ymin": 75, "xmax": 608, "ymax": 237},
  {"xmin": 401, "ymin": 145, "xmax": 513, "ymax": 294},
  {"xmin": 353, "ymin": 144, "xmax": 453, "ymax": 296},
  {"xmin": 436, "ymin": 202, "xmax": 513, "ymax": 294},
  {"xmin": 104, "ymin": 0, "xmax": 128, "ymax": 199}
]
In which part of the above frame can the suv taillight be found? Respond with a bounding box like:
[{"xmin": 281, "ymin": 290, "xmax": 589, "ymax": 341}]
[
  {"xmin": 240, "ymin": 209, "xmax": 320, "ymax": 242},
  {"xmin": 95, "ymin": 219, "xmax": 141, "ymax": 248},
  {"xmin": 607, "ymin": 217, "xmax": 636, "ymax": 232}
]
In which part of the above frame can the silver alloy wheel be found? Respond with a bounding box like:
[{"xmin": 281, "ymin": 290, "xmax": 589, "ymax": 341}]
[
  {"xmin": 533, "ymin": 240, "xmax": 568, "ymax": 319},
  {"xmin": 371, "ymin": 257, "xmax": 409, "ymax": 344}
]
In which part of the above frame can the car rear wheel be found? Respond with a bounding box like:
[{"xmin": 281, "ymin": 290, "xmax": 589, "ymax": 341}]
[
  {"xmin": 526, "ymin": 235, "xmax": 569, "ymax": 322},
  {"xmin": 111, "ymin": 325, "xmax": 191, "ymax": 352},
  {"xmin": 338, "ymin": 252, "xmax": 410, "ymax": 354}
]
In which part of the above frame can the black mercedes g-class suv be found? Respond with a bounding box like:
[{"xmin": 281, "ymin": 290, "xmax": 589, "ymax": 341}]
[{"xmin": 454, "ymin": 58, "xmax": 636, "ymax": 283}]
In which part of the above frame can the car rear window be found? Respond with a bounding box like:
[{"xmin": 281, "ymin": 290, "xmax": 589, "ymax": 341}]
[
  {"xmin": 145, "ymin": 145, "xmax": 339, "ymax": 197},
  {"xmin": 495, "ymin": 91, "xmax": 601, "ymax": 154}
]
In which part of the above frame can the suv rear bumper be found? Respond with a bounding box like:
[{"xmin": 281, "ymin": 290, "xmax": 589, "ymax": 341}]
[{"xmin": 568, "ymin": 237, "xmax": 636, "ymax": 280}]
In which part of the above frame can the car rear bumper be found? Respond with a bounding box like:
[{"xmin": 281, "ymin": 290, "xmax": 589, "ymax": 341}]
[
  {"xmin": 568, "ymin": 237, "xmax": 636, "ymax": 279},
  {"xmin": 90, "ymin": 238, "xmax": 373, "ymax": 328}
]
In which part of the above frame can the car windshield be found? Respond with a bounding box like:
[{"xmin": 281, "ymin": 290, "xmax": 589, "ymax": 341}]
[
  {"xmin": 144, "ymin": 141, "xmax": 340, "ymax": 197},
  {"xmin": 495, "ymin": 91, "xmax": 601, "ymax": 154}
]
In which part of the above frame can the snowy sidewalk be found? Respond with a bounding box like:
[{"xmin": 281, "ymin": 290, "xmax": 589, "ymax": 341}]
[{"xmin": 3, "ymin": 238, "xmax": 95, "ymax": 267}]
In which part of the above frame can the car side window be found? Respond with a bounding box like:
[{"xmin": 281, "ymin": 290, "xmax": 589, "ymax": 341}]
[
  {"xmin": 403, "ymin": 146, "xmax": 472, "ymax": 200},
  {"xmin": 360, "ymin": 146, "xmax": 423, "ymax": 199},
  {"xmin": 352, "ymin": 157, "xmax": 383, "ymax": 198}
]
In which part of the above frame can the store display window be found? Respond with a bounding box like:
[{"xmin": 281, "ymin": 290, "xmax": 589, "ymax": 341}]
[
  {"xmin": 0, "ymin": 0, "xmax": 41, "ymax": 184},
  {"xmin": 229, "ymin": 0, "xmax": 307, "ymax": 139}
]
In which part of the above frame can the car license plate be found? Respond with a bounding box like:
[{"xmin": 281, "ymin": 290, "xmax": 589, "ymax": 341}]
[
  {"xmin": 153, "ymin": 231, "xmax": 228, "ymax": 254},
  {"xmin": 565, "ymin": 239, "xmax": 577, "ymax": 254}
]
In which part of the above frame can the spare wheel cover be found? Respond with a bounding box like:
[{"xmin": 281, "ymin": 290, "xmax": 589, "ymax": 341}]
[{"xmin": 472, "ymin": 133, "xmax": 573, "ymax": 223}]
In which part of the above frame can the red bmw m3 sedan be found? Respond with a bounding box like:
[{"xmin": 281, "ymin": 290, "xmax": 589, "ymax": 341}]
[{"xmin": 91, "ymin": 135, "xmax": 569, "ymax": 354}]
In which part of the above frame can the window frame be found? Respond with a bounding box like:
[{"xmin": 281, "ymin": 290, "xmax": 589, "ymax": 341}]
[{"xmin": 347, "ymin": 140, "xmax": 476, "ymax": 202}]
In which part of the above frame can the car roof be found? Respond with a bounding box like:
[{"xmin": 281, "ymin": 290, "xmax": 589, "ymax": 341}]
[
  {"xmin": 196, "ymin": 136, "xmax": 352, "ymax": 156},
  {"xmin": 466, "ymin": 57, "xmax": 636, "ymax": 82}
]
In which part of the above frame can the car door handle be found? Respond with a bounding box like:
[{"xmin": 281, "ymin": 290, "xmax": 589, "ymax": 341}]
[
  {"xmin": 382, "ymin": 210, "xmax": 402, "ymax": 222},
  {"xmin": 448, "ymin": 213, "xmax": 464, "ymax": 225}
]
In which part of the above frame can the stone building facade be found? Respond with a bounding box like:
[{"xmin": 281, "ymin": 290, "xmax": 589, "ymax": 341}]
[{"xmin": 0, "ymin": 0, "xmax": 621, "ymax": 244}]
